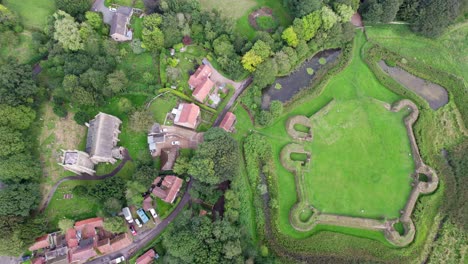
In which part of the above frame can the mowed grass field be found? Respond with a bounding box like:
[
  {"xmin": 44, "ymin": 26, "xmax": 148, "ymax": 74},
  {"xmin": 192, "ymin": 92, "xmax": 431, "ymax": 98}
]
[
  {"xmin": 366, "ymin": 23, "xmax": 468, "ymax": 86},
  {"xmin": 198, "ymin": 0, "xmax": 292, "ymax": 39},
  {"xmin": 4, "ymin": 0, "xmax": 55, "ymax": 30},
  {"xmin": 263, "ymin": 31, "xmax": 414, "ymax": 237}
]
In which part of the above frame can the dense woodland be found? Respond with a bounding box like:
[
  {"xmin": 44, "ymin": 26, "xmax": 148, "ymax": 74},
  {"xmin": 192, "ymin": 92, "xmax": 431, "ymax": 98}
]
[{"xmin": 0, "ymin": 0, "xmax": 466, "ymax": 262}]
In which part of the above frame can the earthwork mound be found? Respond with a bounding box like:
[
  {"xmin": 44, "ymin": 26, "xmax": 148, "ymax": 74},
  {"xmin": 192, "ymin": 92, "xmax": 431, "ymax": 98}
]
[
  {"xmin": 249, "ymin": 7, "xmax": 277, "ymax": 32},
  {"xmin": 286, "ymin": 115, "xmax": 313, "ymax": 141}
]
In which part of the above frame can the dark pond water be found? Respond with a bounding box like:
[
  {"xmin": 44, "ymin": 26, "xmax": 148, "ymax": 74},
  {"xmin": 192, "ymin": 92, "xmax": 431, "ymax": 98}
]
[
  {"xmin": 378, "ymin": 61, "xmax": 448, "ymax": 110},
  {"xmin": 262, "ymin": 49, "xmax": 341, "ymax": 109}
]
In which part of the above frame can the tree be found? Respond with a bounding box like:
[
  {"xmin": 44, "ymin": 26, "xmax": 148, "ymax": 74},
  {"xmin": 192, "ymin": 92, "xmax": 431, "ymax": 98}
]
[
  {"xmin": 104, "ymin": 70, "xmax": 128, "ymax": 97},
  {"xmin": 188, "ymin": 128, "xmax": 239, "ymax": 185},
  {"xmin": 412, "ymin": 0, "xmax": 460, "ymax": 37},
  {"xmin": 213, "ymin": 35, "xmax": 235, "ymax": 57},
  {"xmin": 53, "ymin": 11, "xmax": 84, "ymax": 51},
  {"xmin": 103, "ymin": 217, "xmax": 127, "ymax": 234},
  {"xmin": 73, "ymin": 111, "xmax": 91, "ymax": 125},
  {"xmin": 0, "ymin": 62, "xmax": 38, "ymax": 106},
  {"xmin": 142, "ymin": 14, "xmax": 165, "ymax": 51},
  {"xmin": 85, "ymin": 11, "xmax": 102, "ymax": 30},
  {"xmin": 133, "ymin": 166, "xmax": 158, "ymax": 186},
  {"xmin": 241, "ymin": 40, "xmax": 271, "ymax": 72},
  {"xmin": 334, "ymin": 4, "xmax": 355, "ymax": 22},
  {"xmin": 361, "ymin": 0, "xmax": 383, "ymax": 22},
  {"xmin": 274, "ymin": 51, "xmax": 292, "ymax": 75},
  {"xmin": 269, "ymin": 100, "xmax": 283, "ymax": 119},
  {"xmin": 320, "ymin": 6, "xmax": 339, "ymax": 30},
  {"xmin": 253, "ymin": 59, "xmax": 278, "ymax": 89},
  {"xmin": 287, "ymin": 0, "xmax": 322, "ymax": 18},
  {"xmin": 0, "ymin": 4, "xmax": 18, "ymax": 32},
  {"xmin": 293, "ymin": 11, "xmax": 322, "ymax": 41},
  {"xmin": 173, "ymin": 156, "xmax": 191, "ymax": 175},
  {"xmin": 0, "ymin": 184, "xmax": 40, "ymax": 217},
  {"xmin": 54, "ymin": 0, "xmax": 91, "ymax": 20},
  {"xmin": 0, "ymin": 153, "xmax": 41, "ymax": 183},
  {"xmin": 129, "ymin": 110, "xmax": 153, "ymax": 132},
  {"xmin": 0, "ymin": 127, "xmax": 24, "ymax": 157},
  {"xmin": 0, "ymin": 105, "xmax": 36, "ymax": 130},
  {"xmin": 380, "ymin": 0, "xmax": 403, "ymax": 23},
  {"xmin": 58, "ymin": 218, "xmax": 74, "ymax": 232},
  {"xmin": 117, "ymin": 98, "xmax": 133, "ymax": 113},
  {"xmin": 103, "ymin": 198, "xmax": 122, "ymax": 215},
  {"xmin": 126, "ymin": 181, "xmax": 146, "ymax": 206},
  {"xmin": 281, "ymin": 27, "xmax": 299, "ymax": 47},
  {"xmin": 89, "ymin": 177, "xmax": 126, "ymax": 203}
]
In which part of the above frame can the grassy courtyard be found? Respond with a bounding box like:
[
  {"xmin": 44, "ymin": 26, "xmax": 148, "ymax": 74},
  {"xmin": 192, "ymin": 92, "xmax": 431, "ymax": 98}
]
[
  {"xmin": 366, "ymin": 23, "xmax": 468, "ymax": 86},
  {"xmin": 4, "ymin": 0, "xmax": 55, "ymax": 30},
  {"xmin": 263, "ymin": 31, "xmax": 414, "ymax": 237}
]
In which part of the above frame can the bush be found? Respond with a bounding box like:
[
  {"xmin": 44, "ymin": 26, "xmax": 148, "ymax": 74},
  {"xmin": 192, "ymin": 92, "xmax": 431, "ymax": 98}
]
[
  {"xmin": 275, "ymin": 83, "xmax": 282, "ymax": 89},
  {"xmin": 319, "ymin": 57, "xmax": 327, "ymax": 65},
  {"xmin": 256, "ymin": 16, "xmax": 278, "ymax": 31},
  {"xmin": 384, "ymin": 59, "xmax": 396, "ymax": 67},
  {"xmin": 73, "ymin": 111, "xmax": 90, "ymax": 125},
  {"xmin": 306, "ymin": 68, "xmax": 314, "ymax": 75},
  {"xmin": 53, "ymin": 104, "xmax": 67, "ymax": 118}
]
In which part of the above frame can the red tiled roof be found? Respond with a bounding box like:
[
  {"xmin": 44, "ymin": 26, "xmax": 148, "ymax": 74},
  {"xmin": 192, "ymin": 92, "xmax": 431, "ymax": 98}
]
[
  {"xmin": 192, "ymin": 77, "xmax": 214, "ymax": 102},
  {"xmin": 32, "ymin": 257, "xmax": 45, "ymax": 264},
  {"xmin": 110, "ymin": 233, "xmax": 132, "ymax": 251},
  {"xmin": 136, "ymin": 249, "xmax": 156, "ymax": 264},
  {"xmin": 74, "ymin": 217, "xmax": 103, "ymax": 231},
  {"xmin": 188, "ymin": 65, "xmax": 212, "ymax": 88},
  {"xmin": 199, "ymin": 210, "xmax": 207, "ymax": 216},
  {"xmin": 68, "ymin": 245, "xmax": 97, "ymax": 264},
  {"xmin": 142, "ymin": 196, "xmax": 153, "ymax": 211},
  {"xmin": 174, "ymin": 103, "xmax": 200, "ymax": 129},
  {"xmin": 96, "ymin": 238, "xmax": 112, "ymax": 254},
  {"xmin": 152, "ymin": 175, "xmax": 183, "ymax": 203},
  {"xmin": 29, "ymin": 234, "xmax": 50, "ymax": 251},
  {"xmin": 66, "ymin": 228, "xmax": 78, "ymax": 249},
  {"xmin": 219, "ymin": 112, "xmax": 236, "ymax": 132}
]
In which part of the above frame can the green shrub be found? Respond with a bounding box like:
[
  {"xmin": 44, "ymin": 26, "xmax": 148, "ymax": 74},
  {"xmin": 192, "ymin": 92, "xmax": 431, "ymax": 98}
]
[
  {"xmin": 275, "ymin": 83, "xmax": 282, "ymax": 90},
  {"xmin": 74, "ymin": 111, "xmax": 91, "ymax": 125},
  {"xmin": 256, "ymin": 16, "xmax": 278, "ymax": 31},
  {"xmin": 384, "ymin": 59, "xmax": 397, "ymax": 67},
  {"xmin": 306, "ymin": 68, "xmax": 314, "ymax": 75},
  {"xmin": 53, "ymin": 104, "xmax": 67, "ymax": 118},
  {"xmin": 319, "ymin": 57, "xmax": 327, "ymax": 65}
]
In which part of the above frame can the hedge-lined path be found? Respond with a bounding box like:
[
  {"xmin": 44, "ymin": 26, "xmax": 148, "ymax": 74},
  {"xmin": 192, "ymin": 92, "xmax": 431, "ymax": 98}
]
[{"xmin": 38, "ymin": 148, "xmax": 132, "ymax": 213}]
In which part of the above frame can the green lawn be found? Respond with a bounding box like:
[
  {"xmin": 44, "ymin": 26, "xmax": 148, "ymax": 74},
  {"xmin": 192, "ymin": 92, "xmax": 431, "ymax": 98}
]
[
  {"xmin": 149, "ymin": 93, "xmax": 178, "ymax": 124},
  {"xmin": 4, "ymin": 0, "xmax": 55, "ymax": 30},
  {"xmin": 131, "ymin": 17, "xmax": 143, "ymax": 39},
  {"xmin": 366, "ymin": 23, "xmax": 468, "ymax": 86},
  {"xmin": 44, "ymin": 180, "xmax": 102, "ymax": 227},
  {"xmin": 264, "ymin": 31, "xmax": 414, "ymax": 237},
  {"xmin": 0, "ymin": 31, "xmax": 38, "ymax": 63},
  {"xmin": 118, "ymin": 51, "xmax": 158, "ymax": 92},
  {"xmin": 198, "ymin": 0, "xmax": 291, "ymax": 40}
]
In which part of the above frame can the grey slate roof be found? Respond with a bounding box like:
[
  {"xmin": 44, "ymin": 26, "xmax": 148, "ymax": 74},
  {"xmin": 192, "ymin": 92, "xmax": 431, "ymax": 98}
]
[
  {"xmin": 110, "ymin": 7, "xmax": 132, "ymax": 36},
  {"xmin": 86, "ymin": 113, "xmax": 122, "ymax": 159}
]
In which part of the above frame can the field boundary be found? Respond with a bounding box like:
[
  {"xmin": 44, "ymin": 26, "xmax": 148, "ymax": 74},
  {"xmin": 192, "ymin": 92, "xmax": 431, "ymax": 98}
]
[{"xmin": 281, "ymin": 99, "xmax": 438, "ymax": 246}]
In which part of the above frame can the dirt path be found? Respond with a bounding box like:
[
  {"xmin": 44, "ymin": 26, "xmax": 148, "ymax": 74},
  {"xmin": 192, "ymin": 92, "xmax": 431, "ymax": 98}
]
[{"xmin": 38, "ymin": 149, "xmax": 132, "ymax": 213}]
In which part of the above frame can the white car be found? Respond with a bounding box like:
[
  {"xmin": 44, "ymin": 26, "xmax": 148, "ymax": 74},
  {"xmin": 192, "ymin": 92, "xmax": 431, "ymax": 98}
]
[
  {"xmin": 171, "ymin": 141, "xmax": 180, "ymax": 146},
  {"xmin": 149, "ymin": 208, "xmax": 158, "ymax": 219},
  {"xmin": 135, "ymin": 218, "xmax": 142, "ymax": 228},
  {"xmin": 109, "ymin": 256, "xmax": 125, "ymax": 264}
]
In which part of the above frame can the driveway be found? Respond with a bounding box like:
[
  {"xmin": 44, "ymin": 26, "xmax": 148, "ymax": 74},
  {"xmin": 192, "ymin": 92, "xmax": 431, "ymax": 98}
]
[
  {"xmin": 213, "ymin": 77, "xmax": 252, "ymax": 126},
  {"xmin": 92, "ymin": 0, "xmax": 113, "ymax": 25},
  {"xmin": 202, "ymin": 58, "xmax": 244, "ymax": 90}
]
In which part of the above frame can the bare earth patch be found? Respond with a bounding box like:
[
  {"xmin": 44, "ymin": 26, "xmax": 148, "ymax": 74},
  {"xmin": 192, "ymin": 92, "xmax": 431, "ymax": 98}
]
[
  {"xmin": 248, "ymin": 7, "xmax": 273, "ymax": 31},
  {"xmin": 39, "ymin": 104, "xmax": 86, "ymax": 202}
]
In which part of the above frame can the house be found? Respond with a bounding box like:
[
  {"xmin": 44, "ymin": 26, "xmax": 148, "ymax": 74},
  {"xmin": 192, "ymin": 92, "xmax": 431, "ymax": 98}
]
[
  {"xmin": 59, "ymin": 150, "xmax": 96, "ymax": 175},
  {"xmin": 85, "ymin": 113, "xmax": 123, "ymax": 164},
  {"xmin": 135, "ymin": 249, "xmax": 156, "ymax": 264},
  {"xmin": 219, "ymin": 112, "xmax": 237, "ymax": 132},
  {"xmin": 152, "ymin": 175, "xmax": 183, "ymax": 203},
  {"xmin": 189, "ymin": 65, "xmax": 214, "ymax": 103},
  {"xmin": 142, "ymin": 196, "xmax": 153, "ymax": 211},
  {"xmin": 147, "ymin": 123, "xmax": 166, "ymax": 154},
  {"xmin": 68, "ymin": 244, "xmax": 97, "ymax": 264},
  {"xmin": 31, "ymin": 257, "xmax": 45, "ymax": 264},
  {"xmin": 192, "ymin": 78, "xmax": 214, "ymax": 103},
  {"xmin": 173, "ymin": 103, "xmax": 200, "ymax": 130},
  {"xmin": 29, "ymin": 234, "xmax": 50, "ymax": 251},
  {"xmin": 74, "ymin": 217, "xmax": 104, "ymax": 239},
  {"xmin": 66, "ymin": 228, "xmax": 79, "ymax": 248},
  {"xmin": 160, "ymin": 147, "xmax": 179, "ymax": 171},
  {"xmin": 110, "ymin": 7, "xmax": 133, "ymax": 41}
]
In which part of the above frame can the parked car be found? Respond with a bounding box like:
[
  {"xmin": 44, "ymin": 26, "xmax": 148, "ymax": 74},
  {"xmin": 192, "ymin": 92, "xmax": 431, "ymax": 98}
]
[
  {"xmin": 129, "ymin": 225, "xmax": 137, "ymax": 236},
  {"xmin": 135, "ymin": 218, "xmax": 142, "ymax": 228},
  {"xmin": 171, "ymin": 141, "xmax": 180, "ymax": 145},
  {"xmin": 109, "ymin": 256, "xmax": 125, "ymax": 264},
  {"xmin": 122, "ymin": 207, "xmax": 133, "ymax": 223},
  {"xmin": 149, "ymin": 208, "xmax": 158, "ymax": 219}
]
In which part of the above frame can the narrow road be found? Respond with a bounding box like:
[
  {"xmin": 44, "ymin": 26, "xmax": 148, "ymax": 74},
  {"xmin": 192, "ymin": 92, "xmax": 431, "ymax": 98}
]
[
  {"xmin": 86, "ymin": 179, "xmax": 193, "ymax": 264},
  {"xmin": 213, "ymin": 77, "xmax": 253, "ymax": 126},
  {"xmin": 38, "ymin": 149, "xmax": 132, "ymax": 213}
]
